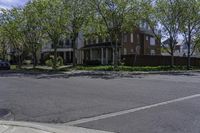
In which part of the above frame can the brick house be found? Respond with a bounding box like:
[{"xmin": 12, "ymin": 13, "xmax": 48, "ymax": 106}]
[
  {"xmin": 81, "ymin": 25, "xmax": 161, "ymax": 65},
  {"xmin": 122, "ymin": 28, "xmax": 161, "ymax": 56}
]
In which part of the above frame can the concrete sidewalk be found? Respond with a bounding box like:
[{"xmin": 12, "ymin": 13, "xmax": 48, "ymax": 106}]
[{"xmin": 0, "ymin": 121, "xmax": 113, "ymax": 133}]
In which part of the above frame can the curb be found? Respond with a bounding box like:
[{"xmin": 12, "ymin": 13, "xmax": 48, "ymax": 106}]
[
  {"xmin": 0, "ymin": 109, "xmax": 14, "ymax": 121},
  {"xmin": 1, "ymin": 70, "xmax": 199, "ymax": 79},
  {"xmin": 0, "ymin": 121, "xmax": 114, "ymax": 133}
]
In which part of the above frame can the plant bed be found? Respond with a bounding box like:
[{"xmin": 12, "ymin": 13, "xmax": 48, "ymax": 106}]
[{"xmin": 74, "ymin": 65, "xmax": 200, "ymax": 72}]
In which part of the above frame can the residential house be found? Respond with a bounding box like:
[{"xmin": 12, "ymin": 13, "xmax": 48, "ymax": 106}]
[
  {"xmin": 41, "ymin": 33, "xmax": 84, "ymax": 65},
  {"xmin": 162, "ymin": 39, "xmax": 200, "ymax": 57},
  {"xmin": 82, "ymin": 37, "xmax": 120, "ymax": 65},
  {"xmin": 81, "ymin": 22, "xmax": 161, "ymax": 65},
  {"xmin": 8, "ymin": 23, "xmax": 161, "ymax": 66}
]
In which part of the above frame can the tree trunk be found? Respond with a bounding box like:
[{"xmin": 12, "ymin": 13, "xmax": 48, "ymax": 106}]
[
  {"xmin": 170, "ymin": 52, "xmax": 174, "ymax": 68},
  {"xmin": 32, "ymin": 51, "xmax": 37, "ymax": 69},
  {"xmin": 31, "ymin": 44, "xmax": 38, "ymax": 69},
  {"xmin": 187, "ymin": 31, "xmax": 191, "ymax": 70},
  {"xmin": 2, "ymin": 44, "xmax": 6, "ymax": 61},
  {"xmin": 134, "ymin": 54, "xmax": 137, "ymax": 66},
  {"xmin": 18, "ymin": 54, "xmax": 22, "ymax": 69},
  {"xmin": 114, "ymin": 49, "xmax": 118, "ymax": 67},
  {"xmin": 53, "ymin": 44, "xmax": 58, "ymax": 70},
  {"xmin": 169, "ymin": 38, "xmax": 174, "ymax": 68},
  {"xmin": 187, "ymin": 42, "xmax": 191, "ymax": 70},
  {"xmin": 113, "ymin": 39, "xmax": 119, "ymax": 67},
  {"xmin": 72, "ymin": 37, "xmax": 77, "ymax": 67},
  {"xmin": 112, "ymin": 50, "xmax": 118, "ymax": 67}
]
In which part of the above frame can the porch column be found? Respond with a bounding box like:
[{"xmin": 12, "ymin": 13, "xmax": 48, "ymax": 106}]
[
  {"xmin": 63, "ymin": 52, "xmax": 66, "ymax": 62},
  {"xmin": 106, "ymin": 48, "xmax": 108, "ymax": 64},
  {"xmin": 118, "ymin": 48, "xmax": 121, "ymax": 63},
  {"xmin": 101, "ymin": 48, "xmax": 104, "ymax": 65},
  {"xmin": 69, "ymin": 51, "xmax": 71, "ymax": 62},
  {"xmin": 90, "ymin": 48, "xmax": 93, "ymax": 60},
  {"xmin": 82, "ymin": 50, "xmax": 84, "ymax": 64},
  {"xmin": 112, "ymin": 48, "xmax": 115, "ymax": 65}
]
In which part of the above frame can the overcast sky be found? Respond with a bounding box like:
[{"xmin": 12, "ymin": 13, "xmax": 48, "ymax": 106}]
[{"xmin": 0, "ymin": 0, "xmax": 29, "ymax": 9}]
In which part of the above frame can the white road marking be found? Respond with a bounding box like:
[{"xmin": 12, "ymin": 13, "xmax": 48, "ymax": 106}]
[{"xmin": 66, "ymin": 94, "xmax": 200, "ymax": 125}]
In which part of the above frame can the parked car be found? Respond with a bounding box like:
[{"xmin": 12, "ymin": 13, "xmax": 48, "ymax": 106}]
[{"xmin": 0, "ymin": 60, "xmax": 10, "ymax": 70}]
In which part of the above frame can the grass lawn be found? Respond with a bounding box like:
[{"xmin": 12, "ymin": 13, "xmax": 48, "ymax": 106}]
[
  {"xmin": 74, "ymin": 65, "xmax": 200, "ymax": 72},
  {"xmin": 9, "ymin": 65, "xmax": 71, "ymax": 73}
]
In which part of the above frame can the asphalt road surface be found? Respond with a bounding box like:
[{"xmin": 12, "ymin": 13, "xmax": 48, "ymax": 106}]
[{"xmin": 0, "ymin": 72, "xmax": 200, "ymax": 133}]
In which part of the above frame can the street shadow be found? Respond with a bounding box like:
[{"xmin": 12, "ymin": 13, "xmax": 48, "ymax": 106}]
[
  {"xmin": 159, "ymin": 72, "xmax": 198, "ymax": 77},
  {"xmin": 38, "ymin": 71, "xmax": 145, "ymax": 80},
  {"xmin": 0, "ymin": 71, "xmax": 63, "ymax": 78},
  {"xmin": 1, "ymin": 71, "xmax": 198, "ymax": 80},
  {"xmin": 0, "ymin": 71, "xmax": 145, "ymax": 80}
]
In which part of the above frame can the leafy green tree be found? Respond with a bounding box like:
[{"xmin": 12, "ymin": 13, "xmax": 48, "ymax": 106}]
[
  {"xmin": 88, "ymin": 0, "xmax": 141, "ymax": 66},
  {"xmin": 0, "ymin": 8, "xmax": 25, "ymax": 68},
  {"xmin": 194, "ymin": 35, "xmax": 200, "ymax": 55},
  {"xmin": 178, "ymin": 0, "xmax": 200, "ymax": 69},
  {"xmin": 32, "ymin": 0, "xmax": 68, "ymax": 69},
  {"xmin": 63, "ymin": 0, "xmax": 91, "ymax": 66},
  {"xmin": 146, "ymin": 0, "xmax": 182, "ymax": 67},
  {"xmin": 0, "ymin": 27, "xmax": 8, "ymax": 60},
  {"xmin": 21, "ymin": 1, "xmax": 44, "ymax": 68}
]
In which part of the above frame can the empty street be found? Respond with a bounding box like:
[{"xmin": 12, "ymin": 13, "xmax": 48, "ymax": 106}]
[{"xmin": 0, "ymin": 72, "xmax": 200, "ymax": 133}]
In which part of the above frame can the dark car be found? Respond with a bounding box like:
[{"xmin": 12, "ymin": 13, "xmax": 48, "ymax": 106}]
[{"xmin": 0, "ymin": 60, "xmax": 10, "ymax": 70}]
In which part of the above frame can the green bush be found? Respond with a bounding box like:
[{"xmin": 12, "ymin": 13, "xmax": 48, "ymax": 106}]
[
  {"xmin": 57, "ymin": 56, "xmax": 64, "ymax": 66},
  {"xmin": 75, "ymin": 65, "xmax": 200, "ymax": 72},
  {"xmin": 45, "ymin": 58, "xmax": 53, "ymax": 67},
  {"xmin": 45, "ymin": 56, "xmax": 64, "ymax": 67},
  {"xmin": 22, "ymin": 60, "xmax": 32, "ymax": 65}
]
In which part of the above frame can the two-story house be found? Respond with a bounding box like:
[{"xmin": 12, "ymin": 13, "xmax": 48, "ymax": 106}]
[
  {"xmin": 122, "ymin": 28, "xmax": 161, "ymax": 56},
  {"xmin": 41, "ymin": 33, "xmax": 84, "ymax": 65},
  {"xmin": 81, "ymin": 23, "xmax": 161, "ymax": 65}
]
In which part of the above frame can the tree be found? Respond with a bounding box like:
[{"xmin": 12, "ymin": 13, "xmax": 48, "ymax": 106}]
[
  {"xmin": 146, "ymin": 0, "xmax": 182, "ymax": 67},
  {"xmin": 63, "ymin": 0, "xmax": 91, "ymax": 66},
  {"xmin": 179, "ymin": 0, "xmax": 200, "ymax": 70},
  {"xmin": 32, "ymin": 0, "xmax": 68, "ymax": 70},
  {"xmin": 21, "ymin": 1, "xmax": 43, "ymax": 68},
  {"xmin": 0, "ymin": 27, "xmax": 8, "ymax": 60},
  {"xmin": 194, "ymin": 35, "xmax": 200, "ymax": 55},
  {"xmin": 0, "ymin": 8, "xmax": 25, "ymax": 68},
  {"xmin": 88, "ymin": 0, "xmax": 141, "ymax": 66}
]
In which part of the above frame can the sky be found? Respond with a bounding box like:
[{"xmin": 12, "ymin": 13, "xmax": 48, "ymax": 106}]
[{"xmin": 0, "ymin": 0, "xmax": 29, "ymax": 9}]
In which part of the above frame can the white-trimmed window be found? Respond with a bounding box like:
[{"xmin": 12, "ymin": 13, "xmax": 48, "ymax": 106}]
[
  {"xmin": 131, "ymin": 33, "xmax": 134, "ymax": 43},
  {"xmin": 103, "ymin": 38, "xmax": 106, "ymax": 42},
  {"xmin": 96, "ymin": 38, "xmax": 99, "ymax": 44},
  {"xmin": 148, "ymin": 25, "xmax": 151, "ymax": 30},
  {"xmin": 124, "ymin": 34, "xmax": 128, "ymax": 43},
  {"xmin": 144, "ymin": 22, "xmax": 148, "ymax": 29},
  {"xmin": 146, "ymin": 36, "xmax": 149, "ymax": 41},
  {"xmin": 150, "ymin": 50, "xmax": 155, "ymax": 55},
  {"xmin": 91, "ymin": 39, "xmax": 94, "ymax": 44},
  {"xmin": 137, "ymin": 34, "xmax": 140, "ymax": 44},
  {"xmin": 131, "ymin": 49, "xmax": 134, "ymax": 53},
  {"xmin": 124, "ymin": 48, "xmax": 127, "ymax": 55},
  {"xmin": 150, "ymin": 37, "xmax": 156, "ymax": 46}
]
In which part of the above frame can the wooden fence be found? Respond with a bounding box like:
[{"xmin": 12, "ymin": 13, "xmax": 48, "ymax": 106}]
[{"xmin": 121, "ymin": 54, "xmax": 200, "ymax": 66}]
